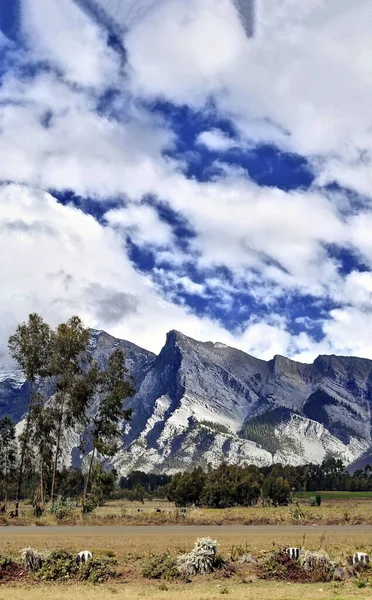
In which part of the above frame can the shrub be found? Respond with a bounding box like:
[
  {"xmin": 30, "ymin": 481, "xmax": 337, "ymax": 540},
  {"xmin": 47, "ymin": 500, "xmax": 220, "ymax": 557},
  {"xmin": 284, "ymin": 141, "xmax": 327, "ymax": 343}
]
[
  {"xmin": 82, "ymin": 495, "xmax": 99, "ymax": 514},
  {"xmin": 309, "ymin": 496, "xmax": 317, "ymax": 507},
  {"xmin": 0, "ymin": 555, "xmax": 13, "ymax": 569},
  {"xmin": 77, "ymin": 557, "xmax": 117, "ymax": 584},
  {"xmin": 142, "ymin": 552, "xmax": 179, "ymax": 580},
  {"xmin": 36, "ymin": 550, "xmax": 78, "ymax": 581},
  {"xmin": 230, "ymin": 542, "xmax": 251, "ymax": 561},
  {"xmin": 22, "ymin": 547, "xmax": 45, "ymax": 572},
  {"xmin": 257, "ymin": 548, "xmax": 334, "ymax": 583},
  {"xmin": 256, "ymin": 549, "xmax": 307, "ymax": 582},
  {"xmin": 300, "ymin": 549, "xmax": 333, "ymax": 579},
  {"xmin": 49, "ymin": 496, "xmax": 75, "ymax": 520},
  {"xmin": 289, "ymin": 502, "xmax": 304, "ymax": 522},
  {"xmin": 177, "ymin": 537, "xmax": 218, "ymax": 576}
]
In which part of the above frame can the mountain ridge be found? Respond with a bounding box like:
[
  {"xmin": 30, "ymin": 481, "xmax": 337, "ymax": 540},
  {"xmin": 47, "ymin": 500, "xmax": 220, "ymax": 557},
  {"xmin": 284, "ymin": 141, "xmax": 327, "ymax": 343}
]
[{"xmin": 1, "ymin": 328, "xmax": 372, "ymax": 474}]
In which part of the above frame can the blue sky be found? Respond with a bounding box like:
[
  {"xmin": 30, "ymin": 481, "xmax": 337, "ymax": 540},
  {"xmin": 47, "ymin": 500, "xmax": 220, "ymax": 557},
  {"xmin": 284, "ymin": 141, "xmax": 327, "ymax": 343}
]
[{"xmin": 1, "ymin": 0, "xmax": 372, "ymax": 362}]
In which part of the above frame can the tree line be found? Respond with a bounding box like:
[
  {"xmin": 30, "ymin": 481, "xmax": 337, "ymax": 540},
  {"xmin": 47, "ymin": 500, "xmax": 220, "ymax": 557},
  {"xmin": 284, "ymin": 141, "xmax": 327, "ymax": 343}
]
[
  {"xmin": 118, "ymin": 458, "xmax": 372, "ymax": 508},
  {"xmin": 0, "ymin": 313, "xmax": 134, "ymax": 514}
]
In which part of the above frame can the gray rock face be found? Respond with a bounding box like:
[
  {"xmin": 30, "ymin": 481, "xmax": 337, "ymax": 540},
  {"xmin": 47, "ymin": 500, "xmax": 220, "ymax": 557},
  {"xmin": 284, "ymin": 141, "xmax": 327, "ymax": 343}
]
[{"xmin": 1, "ymin": 329, "xmax": 372, "ymax": 474}]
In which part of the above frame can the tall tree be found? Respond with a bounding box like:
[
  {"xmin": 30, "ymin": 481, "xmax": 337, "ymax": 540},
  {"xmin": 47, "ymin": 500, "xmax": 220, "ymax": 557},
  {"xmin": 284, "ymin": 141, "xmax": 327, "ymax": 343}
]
[
  {"xmin": 49, "ymin": 316, "xmax": 92, "ymax": 504},
  {"xmin": 8, "ymin": 313, "xmax": 52, "ymax": 515},
  {"xmin": 0, "ymin": 416, "xmax": 17, "ymax": 503},
  {"xmin": 82, "ymin": 347, "xmax": 134, "ymax": 507},
  {"xmin": 30, "ymin": 398, "xmax": 56, "ymax": 506}
]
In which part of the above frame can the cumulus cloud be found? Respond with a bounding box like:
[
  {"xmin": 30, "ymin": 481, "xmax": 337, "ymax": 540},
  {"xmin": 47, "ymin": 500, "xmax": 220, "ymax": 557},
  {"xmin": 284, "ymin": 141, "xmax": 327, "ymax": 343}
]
[
  {"xmin": 196, "ymin": 129, "xmax": 238, "ymax": 152},
  {"xmin": 0, "ymin": 184, "xmax": 255, "ymax": 359},
  {"xmin": 22, "ymin": 0, "xmax": 121, "ymax": 89},
  {"xmin": 1, "ymin": 0, "xmax": 372, "ymax": 364}
]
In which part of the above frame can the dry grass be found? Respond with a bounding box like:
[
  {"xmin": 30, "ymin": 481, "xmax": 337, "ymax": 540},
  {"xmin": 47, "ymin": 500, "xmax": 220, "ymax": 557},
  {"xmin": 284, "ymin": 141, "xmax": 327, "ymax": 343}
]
[
  {"xmin": 1, "ymin": 580, "xmax": 372, "ymax": 600},
  {"xmin": 3, "ymin": 496, "xmax": 372, "ymax": 527},
  {"xmin": 2, "ymin": 527, "xmax": 372, "ymax": 597},
  {"xmin": 1, "ymin": 526, "xmax": 372, "ymax": 573}
]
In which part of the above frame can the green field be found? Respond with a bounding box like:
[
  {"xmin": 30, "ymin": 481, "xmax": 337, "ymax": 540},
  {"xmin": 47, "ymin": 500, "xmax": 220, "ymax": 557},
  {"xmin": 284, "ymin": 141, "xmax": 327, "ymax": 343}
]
[{"xmin": 295, "ymin": 491, "xmax": 372, "ymax": 500}]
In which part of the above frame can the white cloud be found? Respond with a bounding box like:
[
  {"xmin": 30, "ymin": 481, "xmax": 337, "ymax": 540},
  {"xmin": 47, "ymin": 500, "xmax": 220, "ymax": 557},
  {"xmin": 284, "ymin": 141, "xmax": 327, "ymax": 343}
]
[
  {"xmin": 106, "ymin": 204, "xmax": 174, "ymax": 247},
  {"xmin": 0, "ymin": 183, "xmax": 268, "ymax": 358},
  {"xmin": 2, "ymin": 0, "xmax": 372, "ymax": 364},
  {"xmin": 22, "ymin": 0, "xmax": 121, "ymax": 89},
  {"xmin": 0, "ymin": 70, "xmax": 174, "ymax": 199},
  {"xmin": 196, "ymin": 129, "xmax": 238, "ymax": 152},
  {"xmin": 126, "ymin": 0, "xmax": 245, "ymax": 103}
]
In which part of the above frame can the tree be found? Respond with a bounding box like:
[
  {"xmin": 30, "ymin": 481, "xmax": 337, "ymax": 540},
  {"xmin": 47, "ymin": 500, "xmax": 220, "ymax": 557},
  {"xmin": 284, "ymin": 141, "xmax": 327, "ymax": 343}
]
[
  {"xmin": 166, "ymin": 468, "xmax": 206, "ymax": 507},
  {"xmin": 49, "ymin": 316, "xmax": 93, "ymax": 503},
  {"xmin": 8, "ymin": 313, "xmax": 52, "ymax": 514},
  {"xmin": 262, "ymin": 474, "xmax": 291, "ymax": 506},
  {"xmin": 82, "ymin": 348, "xmax": 134, "ymax": 507},
  {"xmin": 131, "ymin": 483, "xmax": 145, "ymax": 504},
  {"xmin": 0, "ymin": 416, "xmax": 17, "ymax": 503},
  {"xmin": 90, "ymin": 462, "xmax": 117, "ymax": 505},
  {"xmin": 30, "ymin": 398, "xmax": 56, "ymax": 505}
]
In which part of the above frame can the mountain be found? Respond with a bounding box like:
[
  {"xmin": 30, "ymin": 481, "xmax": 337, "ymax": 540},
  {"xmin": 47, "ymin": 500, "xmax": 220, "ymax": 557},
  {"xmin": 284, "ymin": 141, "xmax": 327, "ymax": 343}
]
[{"xmin": 1, "ymin": 329, "xmax": 372, "ymax": 475}]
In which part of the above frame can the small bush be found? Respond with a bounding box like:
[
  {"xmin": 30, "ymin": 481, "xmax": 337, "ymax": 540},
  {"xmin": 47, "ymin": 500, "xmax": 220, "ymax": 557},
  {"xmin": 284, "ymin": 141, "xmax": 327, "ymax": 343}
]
[
  {"xmin": 142, "ymin": 553, "xmax": 179, "ymax": 581},
  {"xmin": 309, "ymin": 496, "xmax": 317, "ymax": 507},
  {"xmin": 230, "ymin": 542, "xmax": 251, "ymax": 561},
  {"xmin": 49, "ymin": 496, "xmax": 75, "ymax": 520},
  {"xmin": 300, "ymin": 549, "xmax": 334, "ymax": 581},
  {"xmin": 256, "ymin": 549, "xmax": 307, "ymax": 582},
  {"xmin": 22, "ymin": 547, "xmax": 45, "ymax": 573},
  {"xmin": 77, "ymin": 557, "xmax": 117, "ymax": 584},
  {"xmin": 177, "ymin": 537, "xmax": 218, "ymax": 576},
  {"xmin": 0, "ymin": 555, "xmax": 13, "ymax": 569},
  {"xmin": 289, "ymin": 503, "xmax": 304, "ymax": 522},
  {"xmin": 37, "ymin": 550, "xmax": 77, "ymax": 581},
  {"xmin": 257, "ymin": 548, "xmax": 334, "ymax": 583}
]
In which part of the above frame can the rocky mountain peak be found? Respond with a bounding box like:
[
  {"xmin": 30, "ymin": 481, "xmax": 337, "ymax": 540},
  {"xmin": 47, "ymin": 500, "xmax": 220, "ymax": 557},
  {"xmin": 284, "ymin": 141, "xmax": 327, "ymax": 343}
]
[{"xmin": 2, "ymin": 328, "xmax": 372, "ymax": 475}]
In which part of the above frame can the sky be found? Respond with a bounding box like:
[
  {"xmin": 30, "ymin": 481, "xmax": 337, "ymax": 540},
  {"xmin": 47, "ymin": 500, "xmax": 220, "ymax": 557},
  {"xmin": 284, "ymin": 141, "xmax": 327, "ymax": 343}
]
[{"xmin": 1, "ymin": 0, "xmax": 372, "ymax": 363}]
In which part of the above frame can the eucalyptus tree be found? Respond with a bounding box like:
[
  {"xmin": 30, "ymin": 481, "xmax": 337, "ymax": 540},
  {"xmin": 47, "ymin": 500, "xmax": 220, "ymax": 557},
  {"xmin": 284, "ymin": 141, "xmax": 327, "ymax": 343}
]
[
  {"xmin": 82, "ymin": 347, "xmax": 135, "ymax": 507},
  {"xmin": 8, "ymin": 313, "xmax": 52, "ymax": 514},
  {"xmin": 30, "ymin": 397, "xmax": 56, "ymax": 505},
  {"xmin": 0, "ymin": 416, "xmax": 17, "ymax": 503},
  {"xmin": 49, "ymin": 316, "xmax": 94, "ymax": 503}
]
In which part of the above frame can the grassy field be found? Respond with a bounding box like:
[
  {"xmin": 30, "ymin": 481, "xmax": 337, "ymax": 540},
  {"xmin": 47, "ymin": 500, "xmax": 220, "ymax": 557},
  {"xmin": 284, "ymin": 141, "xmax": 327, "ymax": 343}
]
[
  {"xmin": 2, "ymin": 495, "xmax": 372, "ymax": 598},
  {"xmin": 2, "ymin": 580, "xmax": 372, "ymax": 600},
  {"xmin": 295, "ymin": 491, "xmax": 372, "ymax": 500},
  {"xmin": 3, "ymin": 494, "xmax": 372, "ymax": 527},
  {"xmin": 2, "ymin": 527, "xmax": 372, "ymax": 598}
]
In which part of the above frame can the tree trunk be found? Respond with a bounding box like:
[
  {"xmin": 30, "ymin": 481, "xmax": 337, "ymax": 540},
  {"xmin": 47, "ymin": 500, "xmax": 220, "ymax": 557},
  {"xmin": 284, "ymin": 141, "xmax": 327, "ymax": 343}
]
[
  {"xmin": 40, "ymin": 458, "xmax": 44, "ymax": 506},
  {"xmin": 15, "ymin": 379, "xmax": 34, "ymax": 517},
  {"xmin": 83, "ymin": 446, "xmax": 95, "ymax": 507},
  {"xmin": 50, "ymin": 403, "xmax": 64, "ymax": 504},
  {"xmin": 4, "ymin": 451, "xmax": 8, "ymax": 504}
]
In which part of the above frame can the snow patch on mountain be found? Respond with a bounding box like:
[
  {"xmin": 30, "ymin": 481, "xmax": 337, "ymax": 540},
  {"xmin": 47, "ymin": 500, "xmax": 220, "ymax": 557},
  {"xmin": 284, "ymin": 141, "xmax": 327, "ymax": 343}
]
[
  {"xmin": 0, "ymin": 366, "xmax": 25, "ymax": 388},
  {"xmin": 2, "ymin": 328, "xmax": 372, "ymax": 475}
]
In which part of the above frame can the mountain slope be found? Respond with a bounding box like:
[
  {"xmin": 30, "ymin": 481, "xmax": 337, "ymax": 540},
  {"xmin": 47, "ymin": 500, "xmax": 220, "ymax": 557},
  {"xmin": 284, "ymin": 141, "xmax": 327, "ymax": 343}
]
[{"xmin": 1, "ymin": 328, "xmax": 372, "ymax": 474}]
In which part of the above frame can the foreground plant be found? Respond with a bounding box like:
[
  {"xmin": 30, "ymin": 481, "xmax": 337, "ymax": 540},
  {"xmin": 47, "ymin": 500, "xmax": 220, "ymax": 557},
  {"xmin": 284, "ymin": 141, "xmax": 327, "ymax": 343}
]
[
  {"xmin": 177, "ymin": 537, "xmax": 218, "ymax": 576},
  {"xmin": 22, "ymin": 547, "xmax": 46, "ymax": 572},
  {"xmin": 142, "ymin": 552, "xmax": 179, "ymax": 580}
]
